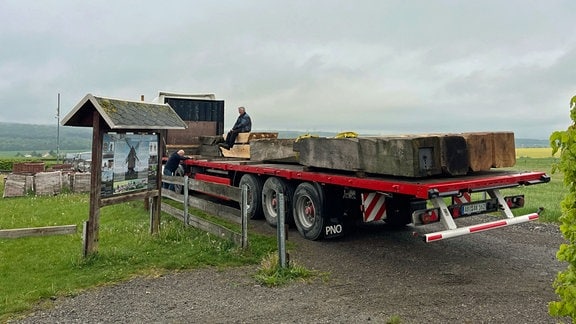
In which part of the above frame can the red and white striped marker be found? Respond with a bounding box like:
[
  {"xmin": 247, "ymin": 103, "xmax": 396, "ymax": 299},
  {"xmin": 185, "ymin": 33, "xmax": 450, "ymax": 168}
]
[
  {"xmin": 361, "ymin": 192, "xmax": 387, "ymax": 222},
  {"xmin": 423, "ymin": 213, "xmax": 539, "ymax": 243}
]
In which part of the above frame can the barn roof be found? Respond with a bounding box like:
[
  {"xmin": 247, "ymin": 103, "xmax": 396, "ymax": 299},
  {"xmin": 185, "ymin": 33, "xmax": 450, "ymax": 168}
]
[{"xmin": 61, "ymin": 93, "xmax": 187, "ymax": 130}]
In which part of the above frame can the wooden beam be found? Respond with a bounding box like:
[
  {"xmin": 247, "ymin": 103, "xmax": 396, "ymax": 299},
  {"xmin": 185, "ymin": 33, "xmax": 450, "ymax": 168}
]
[
  {"xmin": 101, "ymin": 190, "xmax": 159, "ymax": 207},
  {"xmin": 85, "ymin": 111, "xmax": 103, "ymax": 257},
  {"xmin": 0, "ymin": 225, "xmax": 77, "ymax": 238},
  {"xmin": 161, "ymin": 203, "xmax": 242, "ymax": 245}
]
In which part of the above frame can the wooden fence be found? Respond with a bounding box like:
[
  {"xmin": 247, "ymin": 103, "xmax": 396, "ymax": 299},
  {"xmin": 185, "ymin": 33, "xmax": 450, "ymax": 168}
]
[{"xmin": 161, "ymin": 175, "xmax": 248, "ymax": 248}]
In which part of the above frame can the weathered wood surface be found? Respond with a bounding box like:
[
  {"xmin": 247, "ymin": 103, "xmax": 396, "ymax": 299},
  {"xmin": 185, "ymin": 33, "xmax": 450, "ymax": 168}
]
[
  {"xmin": 187, "ymin": 178, "xmax": 241, "ymax": 202},
  {"xmin": 35, "ymin": 171, "xmax": 63, "ymax": 196},
  {"xmin": 220, "ymin": 144, "xmax": 250, "ymax": 159},
  {"xmin": 296, "ymin": 136, "xmax": 445, "ymax": 177},
  {"xmin": 101, "ymin": 190, "xmax": 159, "ymax": 207},
  {"xmin": 161, "ymin": 203, "xmax": 242, "ymax": 245},
  {"xmin": 461, "ymin": 132, "xmax": 494, "ymax": 171},
  {"xmin": 296, "ymin": 137, "xmax": 362, "ymax": 172},
  {"xmin": 166, "ymin": 144, "xmax": 200, "ymax": 155},
  {"xmin": 2, "ymin": 174, "xmax": 30, "ymax": 197},
  {"xmin": 459, "ymin": 132, "xmax": 515, "ymax": 170},
  {"xmin": 358, "ymin": 136, "xmax": 444, "ymax": 177},
  {"xmin": 72, "ymin": 172, "xmax": 91, "ymax": 193},
  {"xmin": 199, "ymin": 144, "xmax": 222, "ymax": 157},
  {"xmin": 490, "ymin": 131, "xmax": 516, "ymax": 167},
  {"xmin": 233, "ymin": 132, "xmax": 278, "ymax": 144},
  {"xmin": 250, "ymin": 138, "xmax": 298, "ymax": 163},
  {"xmin": 437, "ymin": 135, "xmax": 470, "ymax": 176},
  {"xmin": 0, "ymin": 225, "xmax": 77, "ymax": 238},
  {"xmin": 199, "ymin": 135, "xmax": 224, "ymax": 145},
  {"xmin": 294, "ymin": 132, "xmax": 515, "ymax": 177}
]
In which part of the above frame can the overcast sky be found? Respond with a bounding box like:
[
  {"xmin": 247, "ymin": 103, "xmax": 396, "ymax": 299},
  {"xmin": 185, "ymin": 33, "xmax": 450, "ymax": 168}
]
[{"xmin": 1, "ymin": 1, "xmax": 574, "ymax": 139}]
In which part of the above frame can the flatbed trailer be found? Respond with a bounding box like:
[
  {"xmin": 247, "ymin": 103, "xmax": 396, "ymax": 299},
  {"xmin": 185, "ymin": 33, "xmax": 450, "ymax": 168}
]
[{"xmin": 173, "ymin": 157, "xmax": 550, "ymax": 242}]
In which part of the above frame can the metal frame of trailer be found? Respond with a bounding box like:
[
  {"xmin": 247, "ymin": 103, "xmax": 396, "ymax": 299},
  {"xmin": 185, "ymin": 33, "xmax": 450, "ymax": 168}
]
[{"xmin": 177, "ymin": 158, "xmax": 550, "ymax": 242}]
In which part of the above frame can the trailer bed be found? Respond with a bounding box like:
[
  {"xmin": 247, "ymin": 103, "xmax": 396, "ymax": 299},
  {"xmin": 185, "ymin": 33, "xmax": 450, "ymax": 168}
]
[{"xmin": 185, "ymin": 159, "xmax": 549, "ymax": 199}]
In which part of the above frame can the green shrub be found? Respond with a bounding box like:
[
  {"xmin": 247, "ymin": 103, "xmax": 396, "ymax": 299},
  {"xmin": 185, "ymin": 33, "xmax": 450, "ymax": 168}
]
[{"xmin": 548, "ymin": 95, "xmax": 576, "ymax": 321}]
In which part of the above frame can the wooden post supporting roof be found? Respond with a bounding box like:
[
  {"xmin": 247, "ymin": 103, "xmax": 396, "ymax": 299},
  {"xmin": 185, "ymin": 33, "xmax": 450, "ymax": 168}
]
[{"xmin": 61, "ymin": 94, "xmax": 186, "ymax": 257}]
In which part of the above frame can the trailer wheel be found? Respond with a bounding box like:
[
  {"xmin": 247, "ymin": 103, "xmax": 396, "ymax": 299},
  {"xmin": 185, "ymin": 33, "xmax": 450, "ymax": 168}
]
[
  {"xmin": 173, "ymin": 165, "xmax": 185, "ymax": 194},
  {"xmin": 293, "ymin": 182, "xmax": 325, "ymax": 240},
  {"xmin": 239, "ymin": 174, "xmax": 264, "ymax": 219},
  {"xmin": 262, "ymin": 177, "xmax": 295, "ymax": 227}
]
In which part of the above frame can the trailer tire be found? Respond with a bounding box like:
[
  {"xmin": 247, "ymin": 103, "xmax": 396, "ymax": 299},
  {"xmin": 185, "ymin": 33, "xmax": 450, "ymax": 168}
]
[
  {"xmin": 239, "ymin": 174, "xmax": 264, "ymax": 219},
  {"xmin": 173, "ymin": 165, "xmax": 186, "ymax": 194},
  {"xmin": 293, "ymin": 182, "xmax": 325, "ymax": 240},
  {"xmin": 262, "ymin": 177, "xmax": 295, "ymax": 227}
]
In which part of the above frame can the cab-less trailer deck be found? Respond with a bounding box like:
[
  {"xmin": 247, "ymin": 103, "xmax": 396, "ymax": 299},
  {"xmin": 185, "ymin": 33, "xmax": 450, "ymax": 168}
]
[{"xmin": 173, "ymin": 157, "xmax": 549, "ymax": 242}]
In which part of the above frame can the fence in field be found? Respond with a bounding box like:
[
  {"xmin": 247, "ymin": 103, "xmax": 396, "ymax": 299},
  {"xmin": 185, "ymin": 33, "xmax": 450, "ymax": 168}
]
[
  {"xmin": 161, "ymin": 175, "xmax": 249, "ymax": 248},
  {"xmin": 161, "ymin": 175, "xmax": 288, "ymax": 266}
]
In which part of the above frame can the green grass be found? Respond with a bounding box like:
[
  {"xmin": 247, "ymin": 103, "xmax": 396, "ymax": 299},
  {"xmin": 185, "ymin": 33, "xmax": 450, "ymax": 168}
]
[
  {"xmin": 501, "ymin": 156, "xmax": 564, "ymax": 222},
  {"xmin": 0, "ymin": 179, "xmax": 277, "ymax": 321}
]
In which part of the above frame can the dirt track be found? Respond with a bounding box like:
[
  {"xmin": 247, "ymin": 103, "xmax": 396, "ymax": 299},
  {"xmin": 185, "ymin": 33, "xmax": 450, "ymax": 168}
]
[{"xmin": 13, "ymin": 216, "xmax": 568, "ymax": 323}]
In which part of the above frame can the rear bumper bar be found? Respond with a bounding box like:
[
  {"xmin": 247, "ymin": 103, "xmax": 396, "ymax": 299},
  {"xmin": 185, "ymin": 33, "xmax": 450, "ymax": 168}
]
[{"xmin": 422, "ymin": 213, "xmax": 539, "ymax": 243}]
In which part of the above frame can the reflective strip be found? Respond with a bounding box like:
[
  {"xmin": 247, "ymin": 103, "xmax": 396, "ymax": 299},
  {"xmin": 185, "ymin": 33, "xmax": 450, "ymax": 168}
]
[
  {"xmin": 424, "ymin": 213, "xmax": 539, "ymax": 243},
  {"xmin": 452, "ymin": 192, "xmax": 471, "ymax": 205},
  {"xmin": 361, "ymin": 192, "xmax": 387, "ymax": 222}
]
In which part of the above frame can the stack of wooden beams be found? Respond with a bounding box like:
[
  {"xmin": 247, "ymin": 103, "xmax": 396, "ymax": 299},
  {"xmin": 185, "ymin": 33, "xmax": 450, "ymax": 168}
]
[
  {"xmin": 292, "ymin": 132, "xmax": 515, "ymax": 177},
  {"xmin": 219, "ymin": 132, "xmax": 278, "ymax": 158}
]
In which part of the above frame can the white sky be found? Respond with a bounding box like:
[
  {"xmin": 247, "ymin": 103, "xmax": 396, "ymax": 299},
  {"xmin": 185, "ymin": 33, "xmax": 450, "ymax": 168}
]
[{"xmin": 1, "ymin": 0, "xmax": 574, "ymax": 139}]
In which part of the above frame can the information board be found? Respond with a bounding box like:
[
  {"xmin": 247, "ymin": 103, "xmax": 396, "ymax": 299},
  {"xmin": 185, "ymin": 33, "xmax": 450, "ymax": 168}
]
[{"xmin": 101, "ymin": 133, "xmax": 158, "ymax": 196}]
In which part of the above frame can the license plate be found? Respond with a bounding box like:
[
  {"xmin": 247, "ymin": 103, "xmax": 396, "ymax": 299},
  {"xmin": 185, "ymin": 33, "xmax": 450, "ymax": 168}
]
[{"xmin": 461, "ymin": 202, "xmax": 487, "ymax": 215}]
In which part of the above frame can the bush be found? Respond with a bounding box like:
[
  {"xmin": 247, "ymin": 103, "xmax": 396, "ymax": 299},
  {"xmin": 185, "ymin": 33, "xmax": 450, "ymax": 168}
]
[{"xmin": 548, "ymin": 95, "xmax": 576, "ymax": 321}]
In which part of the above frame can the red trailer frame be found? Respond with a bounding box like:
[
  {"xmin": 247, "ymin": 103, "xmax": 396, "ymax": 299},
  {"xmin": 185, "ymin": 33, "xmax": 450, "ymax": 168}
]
[{"xmin": 171, "ymin": 157, "xmax": 550, "ymax": 242}]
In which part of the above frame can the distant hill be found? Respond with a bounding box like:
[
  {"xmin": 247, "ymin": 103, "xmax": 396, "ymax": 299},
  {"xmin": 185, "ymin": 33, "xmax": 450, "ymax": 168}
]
[
  {"xmin": 515, "ymin": 138, "xmax": 549, "ymax": 148},
  {"xmin": 0, "ymin": 123, "xmax": 549, "ymax": 154},
  {"xmin": 0, "ymin": 122, "xmax": 91, "ymax": 152}
]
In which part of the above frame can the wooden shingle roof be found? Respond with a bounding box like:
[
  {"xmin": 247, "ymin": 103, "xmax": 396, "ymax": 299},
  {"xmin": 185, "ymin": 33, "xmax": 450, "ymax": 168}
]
[{"xmin": 61, "ymin": 94, "xmax": 187, "ymax": 130}]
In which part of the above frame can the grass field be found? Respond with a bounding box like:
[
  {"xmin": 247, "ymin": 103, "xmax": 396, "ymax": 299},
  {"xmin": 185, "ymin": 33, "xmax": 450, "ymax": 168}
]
[
  {"xmin": 0, "ymin": 182, "xmax": 277, "ymax": 321},
  {"xmin": 516, "ymin": 147, "xmax": 555, "ymax": 158}
]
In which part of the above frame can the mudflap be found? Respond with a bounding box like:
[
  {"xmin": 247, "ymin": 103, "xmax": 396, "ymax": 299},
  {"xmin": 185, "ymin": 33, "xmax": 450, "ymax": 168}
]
[
  {"xmin": 323, "ymin": 216, "xmax": 345, "ymax": 239},
  {"xmin": 322, "ymin": 186, "xmax": 346, "ymax": 239}
]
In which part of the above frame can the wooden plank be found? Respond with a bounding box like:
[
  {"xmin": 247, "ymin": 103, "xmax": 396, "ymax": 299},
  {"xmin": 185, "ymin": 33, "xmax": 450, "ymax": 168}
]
[
  {"xmin": 437, "ymin": 135, "xmax": 469, "ymax": 176},
  {"xmin": 491, "ymin": 131, "xmax": 516, "ymax": 167},
  {"xmin": 161, "ymin": 203, "xmax": 242, "ymax": 245},
  {"xmin": 186, "ymin": 195, "xmax": 241, "ymax": 224},
  {"xmin": 188, "ymin": 178, "xmax": 241, "ymax": 202},
  {"xmin": 0, "ymin": 225, "xmax": 77, "ymax": 238},
  {"xmin": 358, "ymin": 136, "xmax": 443, "ymax": 177},
  {"xmin": 461, "ymin": 132, "xmax": 493, "ymax": 172},
  {"xmin": 297, "ymin": 137, "xmax": 361, "ymax": 171},
  {"xmin": 249, "ymin": 138, "xmax": 298, "ymax": 163},
  {"xmin": 198, "ymin": 144, "xmax": 222, "ymax": 157},
  {"xmin": 199, "ymin": 135, "xmax": 224, "ymax": 145},
  {"xmin": 166, "ymin": 144, "xmax": 200, "ymax": 155},
  {"xmin": 233, "ymin": 132, "xmax": 278, "ymax": 144},
  {"xmin": 2, "ymin": 174, "xmax": 28, "ymax": 198},
  {"xmin": 101, "ymin": 190, "xmax": 159, "ymax": 207},
  {"xmin": 220, "ymin": 144, "xmax": 250, "ymax": 158}
]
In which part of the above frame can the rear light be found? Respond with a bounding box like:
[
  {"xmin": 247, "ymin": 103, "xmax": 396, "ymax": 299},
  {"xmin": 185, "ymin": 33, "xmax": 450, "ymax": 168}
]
[
  {"xmin": 419, "ymin": 209, "xmax": 439, "ymax": 224},
  {"xmin": 449, "ymin": 205, "xmax": 461, "ymax": 218},
  {"xmin": 505, "ymin": 195, "xmax": 525, "ymax": 209}
]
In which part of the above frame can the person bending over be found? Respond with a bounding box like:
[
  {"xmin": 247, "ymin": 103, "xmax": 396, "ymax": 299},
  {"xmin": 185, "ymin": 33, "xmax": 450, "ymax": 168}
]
[{"xmin": 163, "ymin": 149, "xmax": 189, "ymax": 190}]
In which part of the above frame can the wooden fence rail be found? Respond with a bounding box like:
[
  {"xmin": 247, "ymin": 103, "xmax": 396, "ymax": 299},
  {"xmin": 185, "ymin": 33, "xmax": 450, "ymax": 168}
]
[
  {"xmin": 161, "ymin": 175, "xmax": 248, "ymax": 248},
  {"xmin": 0, "ymin": 225, "xmax": 77, "ymax": 239}
]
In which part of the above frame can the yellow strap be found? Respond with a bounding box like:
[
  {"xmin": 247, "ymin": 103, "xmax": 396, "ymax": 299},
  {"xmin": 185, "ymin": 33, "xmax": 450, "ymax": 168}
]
[
  {"xmin": 334, "ymin": 131, "xmax": 358, "ymax": 139},
  {"xmin": 295, "ymin": 133, "xmax": 319, "ymax": 142}
]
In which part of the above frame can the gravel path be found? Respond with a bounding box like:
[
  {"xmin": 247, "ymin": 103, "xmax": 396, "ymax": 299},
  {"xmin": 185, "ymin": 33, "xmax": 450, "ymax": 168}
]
[{"xmin": 11, "ymin": 216, "xmax": 569, "ymax": 323}]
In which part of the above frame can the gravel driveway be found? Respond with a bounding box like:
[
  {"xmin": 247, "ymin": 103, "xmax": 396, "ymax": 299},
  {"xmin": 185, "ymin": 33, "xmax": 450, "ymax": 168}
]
[{"xmin": 12, "ymin": 215, "xmax": 568, "ymax": 323}]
